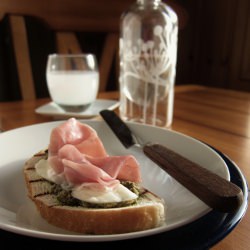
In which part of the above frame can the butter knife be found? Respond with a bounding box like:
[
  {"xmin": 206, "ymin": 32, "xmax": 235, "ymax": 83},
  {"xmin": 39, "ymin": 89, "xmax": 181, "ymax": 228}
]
[{"xmin": 100, "ymin": 109, "xmax": 243, "ymax": 213}]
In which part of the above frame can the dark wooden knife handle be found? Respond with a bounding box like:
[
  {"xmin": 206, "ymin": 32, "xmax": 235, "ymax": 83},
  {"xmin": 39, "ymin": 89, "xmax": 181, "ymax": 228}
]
[{"xmin": 143, "ymin": 143, "xmax": 243, "ymax": 213}]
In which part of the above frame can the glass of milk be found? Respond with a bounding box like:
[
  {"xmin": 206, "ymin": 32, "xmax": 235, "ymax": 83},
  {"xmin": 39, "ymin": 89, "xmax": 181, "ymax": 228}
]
[{"xmin": 46, "ymin": 54, "xmax": 99, "ymax": 112}]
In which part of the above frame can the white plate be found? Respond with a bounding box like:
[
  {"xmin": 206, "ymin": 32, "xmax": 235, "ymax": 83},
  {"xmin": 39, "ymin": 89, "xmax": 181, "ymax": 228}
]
[
  {"xmin": 35, "ymin": 99, "xmax": 119, "ymax": 118},
  {"xmin": 0, "ymin": 120, "xmax": 229, "ymax": 242}
]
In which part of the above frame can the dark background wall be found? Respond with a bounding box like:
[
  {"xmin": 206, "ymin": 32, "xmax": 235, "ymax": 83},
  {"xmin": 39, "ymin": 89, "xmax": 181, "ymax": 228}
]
[{"xmin": 175, "ymin": 0, "xmax": 250, "ymax": 92}]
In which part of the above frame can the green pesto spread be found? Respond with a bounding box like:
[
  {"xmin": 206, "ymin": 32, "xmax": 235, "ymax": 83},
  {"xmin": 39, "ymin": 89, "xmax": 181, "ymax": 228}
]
[{"xmin": 51, "ymin": 181, "xmax": 142, "ymax": 209}]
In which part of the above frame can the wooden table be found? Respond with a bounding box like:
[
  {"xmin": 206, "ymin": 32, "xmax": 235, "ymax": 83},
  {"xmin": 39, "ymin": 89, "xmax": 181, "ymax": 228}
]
[{"xmin": 0, "ymin": 85, "xmax": 249, "ymax": 249}]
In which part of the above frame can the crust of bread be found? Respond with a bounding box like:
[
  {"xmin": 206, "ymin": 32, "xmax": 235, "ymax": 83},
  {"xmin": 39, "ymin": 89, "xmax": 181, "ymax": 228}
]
[{"xmin": 23, "ymin": 150, "xmax": 166, "ymax": 234}]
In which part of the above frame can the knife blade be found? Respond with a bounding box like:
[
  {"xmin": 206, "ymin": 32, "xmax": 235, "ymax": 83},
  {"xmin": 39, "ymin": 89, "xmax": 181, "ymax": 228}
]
[{"xmin": 100, "ymin": 109, "xmax": 243, "ymax": 213}]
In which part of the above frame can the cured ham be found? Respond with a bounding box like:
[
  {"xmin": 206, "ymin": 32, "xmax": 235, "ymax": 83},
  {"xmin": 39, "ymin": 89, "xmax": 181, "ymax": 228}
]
[
  {"xmin": 86, "ymin": 155, "xmax": 141, "ymax": 183},
  {"xmin": 48, "ymin": 118, "xmax": 141, "ymax": 189},
  {"xmin": 49, "ymin": 118, "xmax": 107, "ymax": 158}
]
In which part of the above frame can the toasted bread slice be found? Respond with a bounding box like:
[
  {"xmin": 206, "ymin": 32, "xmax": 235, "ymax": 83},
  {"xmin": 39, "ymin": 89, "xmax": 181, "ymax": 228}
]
[{"xmin": 23, "ymin": 150, "xmax": 166, "ymax": 234}]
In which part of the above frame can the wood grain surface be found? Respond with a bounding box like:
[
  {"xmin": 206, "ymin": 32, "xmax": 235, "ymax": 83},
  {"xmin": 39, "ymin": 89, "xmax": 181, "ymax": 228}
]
[{"xmin": 0, "ymin": 85, "xmax": 249, "ymax": 249}]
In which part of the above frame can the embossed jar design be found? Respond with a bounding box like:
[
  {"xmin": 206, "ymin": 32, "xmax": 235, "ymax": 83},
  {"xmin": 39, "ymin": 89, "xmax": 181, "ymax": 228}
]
[{"xmin": 119, "ymin": 0, "xmax": 178, "ymax": 127}]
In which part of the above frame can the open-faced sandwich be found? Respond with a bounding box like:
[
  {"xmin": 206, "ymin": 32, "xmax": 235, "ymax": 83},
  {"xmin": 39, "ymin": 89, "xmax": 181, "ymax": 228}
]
[{"xmin": 23, "ymin": 118, "xmax": 166, "ymax": 234}]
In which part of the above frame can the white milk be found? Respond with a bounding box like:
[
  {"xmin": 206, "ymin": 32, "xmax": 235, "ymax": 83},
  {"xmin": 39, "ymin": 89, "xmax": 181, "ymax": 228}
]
[{"xmin": 47, "ymin": 71, "xmax": 99, "ymax": 106}]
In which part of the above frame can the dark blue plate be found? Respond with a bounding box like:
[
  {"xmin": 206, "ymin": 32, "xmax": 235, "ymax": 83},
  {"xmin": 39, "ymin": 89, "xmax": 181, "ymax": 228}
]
[{"xmin": 1, "ymin": 147, "xmax": 248, "ymax": 250}]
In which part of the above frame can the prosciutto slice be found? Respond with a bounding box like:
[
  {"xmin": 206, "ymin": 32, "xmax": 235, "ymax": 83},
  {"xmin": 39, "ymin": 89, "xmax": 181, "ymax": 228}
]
[
  {"xmin": 49, "ymin": 117, "xmax": 107, "ymax": 159},
  {"xmin": 48, "ymin": 118, "xmax": 141, "ymax": 188}
]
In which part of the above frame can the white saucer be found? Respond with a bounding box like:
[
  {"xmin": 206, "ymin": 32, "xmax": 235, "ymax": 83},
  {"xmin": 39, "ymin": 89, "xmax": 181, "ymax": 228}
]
[{"xmin": 35, "ymin": 99, "xmax": 119, "ymax": 118}]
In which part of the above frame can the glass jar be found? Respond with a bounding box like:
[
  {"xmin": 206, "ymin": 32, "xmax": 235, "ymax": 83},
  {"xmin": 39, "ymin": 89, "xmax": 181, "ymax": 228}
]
[{"xmin": 119, "ymin": 0, "xmax": 178, "ymax": 127}]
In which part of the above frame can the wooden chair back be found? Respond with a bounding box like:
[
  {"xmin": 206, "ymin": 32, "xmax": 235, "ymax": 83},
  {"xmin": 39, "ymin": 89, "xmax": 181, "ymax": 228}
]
[{"xmin": 0, "ymin": 0, "xmax": 135, "ymax": 100}]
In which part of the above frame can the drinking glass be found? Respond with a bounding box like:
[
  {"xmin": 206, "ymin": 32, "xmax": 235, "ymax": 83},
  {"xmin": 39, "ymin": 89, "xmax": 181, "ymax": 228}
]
[{"xmin": 46, "ymin": 54, "xmax": 99, "ymax": 112}]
